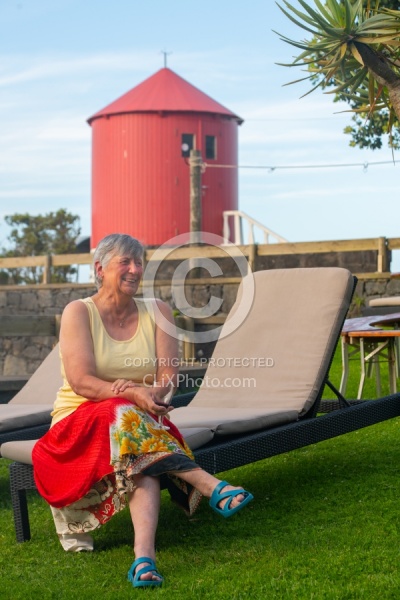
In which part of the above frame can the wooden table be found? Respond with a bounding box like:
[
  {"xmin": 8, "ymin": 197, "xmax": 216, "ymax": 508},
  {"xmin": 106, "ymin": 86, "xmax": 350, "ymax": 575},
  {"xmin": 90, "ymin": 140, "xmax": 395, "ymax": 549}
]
[{"xmin": 340, "ymin": 313, "xmax": 400, "ymax": 399}]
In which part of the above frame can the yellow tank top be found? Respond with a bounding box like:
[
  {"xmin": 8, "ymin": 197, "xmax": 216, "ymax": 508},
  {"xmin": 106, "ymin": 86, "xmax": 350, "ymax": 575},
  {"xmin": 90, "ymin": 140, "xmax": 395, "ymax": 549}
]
[{"xmin": 51, "ymin": 297, "xmax": 157, "ymax": 425}]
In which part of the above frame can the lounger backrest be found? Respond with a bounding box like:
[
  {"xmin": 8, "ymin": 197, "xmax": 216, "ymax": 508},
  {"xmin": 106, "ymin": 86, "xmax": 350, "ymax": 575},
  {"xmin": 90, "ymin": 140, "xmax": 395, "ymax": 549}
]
[
  {"xmin": 191, "ymin": 267, "xmax": 354, "ymax": 416},
  {"xmin": 9, "ymin": 345, "xmax": 62, "ymax": 405}
]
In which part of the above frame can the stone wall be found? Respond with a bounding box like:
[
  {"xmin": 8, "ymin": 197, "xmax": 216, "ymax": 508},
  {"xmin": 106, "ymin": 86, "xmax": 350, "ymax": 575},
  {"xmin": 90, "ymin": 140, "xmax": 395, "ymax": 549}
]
[
  {"xmin": 1, "ymin": 270, "xmax": 399, "ymax": 376},
  {"xmin": 0, "ymin": 285, "xmax": 95, "ymax": 376},
  {"xmin": 148, "ymin": 249, "xmax": 381, "ymax": 278},
  {"xmin": 256, "ymin": 250, "xmax": 381, "ymax": 274},
  {"xmin": 353, "ymin": 276, "xmax": 400, "ymax": 316},
  {"xmin": 0, "ymin": 282, "xmax": 239, "ymax": 376}
]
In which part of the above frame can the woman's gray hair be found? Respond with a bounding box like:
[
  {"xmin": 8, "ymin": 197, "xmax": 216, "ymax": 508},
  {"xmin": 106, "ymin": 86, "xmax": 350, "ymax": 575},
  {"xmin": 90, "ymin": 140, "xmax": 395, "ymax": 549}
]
[{"xmin": 93, "ymin": 233, "xmax": 144, "ymax": 289}]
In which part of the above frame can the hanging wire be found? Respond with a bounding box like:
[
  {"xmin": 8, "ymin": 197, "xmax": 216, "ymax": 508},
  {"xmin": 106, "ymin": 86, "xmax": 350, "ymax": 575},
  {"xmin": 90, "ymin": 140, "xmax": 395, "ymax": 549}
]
[{"xmin": 204, "ymin": 159, "xmax": 397, "ymax": 171}]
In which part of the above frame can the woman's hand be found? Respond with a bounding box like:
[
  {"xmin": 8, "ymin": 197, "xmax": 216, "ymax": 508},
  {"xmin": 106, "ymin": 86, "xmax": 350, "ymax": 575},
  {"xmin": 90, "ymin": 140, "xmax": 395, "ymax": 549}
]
[
  {"xmin": 110, "ymin": 379, "xmax": 173, "ymax": 417},
  {"xmin": 152, "ymin": 381, "xmax": 173, "ymax": 402},
  {"xmin": 111, "ymin": 379, "xmax": 136, "ymax": 395},
  {"xmin": 130, "ymin": 385, "xmax": 174, "ymax": 417}
]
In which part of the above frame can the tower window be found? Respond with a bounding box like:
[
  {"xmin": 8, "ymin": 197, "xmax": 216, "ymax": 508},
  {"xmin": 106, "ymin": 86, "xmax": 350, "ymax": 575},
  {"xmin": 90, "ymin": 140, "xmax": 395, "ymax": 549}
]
[
  {"xmin": 205, "ymin": 135, "xmax": 216, "ymax": 160},
  {"xmin": 181, "ymin": 133, "xmax": 194, "ymax": 157}
]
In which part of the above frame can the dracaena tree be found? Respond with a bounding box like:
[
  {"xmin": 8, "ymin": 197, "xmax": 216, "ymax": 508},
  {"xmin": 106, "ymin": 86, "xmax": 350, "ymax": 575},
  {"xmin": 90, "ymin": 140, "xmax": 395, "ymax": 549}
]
[{"xmin": 276, "ymin": 0, "xmax": 400, "ymax": 149}]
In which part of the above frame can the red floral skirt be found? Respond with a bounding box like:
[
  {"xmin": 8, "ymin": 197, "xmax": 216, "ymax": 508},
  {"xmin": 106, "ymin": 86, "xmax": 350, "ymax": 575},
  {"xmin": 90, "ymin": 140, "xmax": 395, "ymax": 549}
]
[{"xmin": 32, "ymin": 398, "xmax": 202, "ymax": 535}]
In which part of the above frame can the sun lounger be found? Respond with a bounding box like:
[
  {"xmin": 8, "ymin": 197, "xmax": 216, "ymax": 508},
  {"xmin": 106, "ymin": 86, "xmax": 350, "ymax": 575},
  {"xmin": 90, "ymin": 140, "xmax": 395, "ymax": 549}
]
[
  {"xmin": 0, "ymin": 345, "xmax": 61, "ymax": 446},
  {"xmin": 169, "ymin": 267, "xmax": 355, "ymax": 434},
  {"xmin": 3, "ymin": 267, "xmax": 400, "ymax": 543}
]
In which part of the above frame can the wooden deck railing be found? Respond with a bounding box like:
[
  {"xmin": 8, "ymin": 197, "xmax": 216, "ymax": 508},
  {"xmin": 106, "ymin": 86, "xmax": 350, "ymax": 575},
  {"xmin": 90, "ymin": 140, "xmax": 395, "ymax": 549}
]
[{"xmin": 0, "ymin": 236, "xmax": 398, "ymax": 284}]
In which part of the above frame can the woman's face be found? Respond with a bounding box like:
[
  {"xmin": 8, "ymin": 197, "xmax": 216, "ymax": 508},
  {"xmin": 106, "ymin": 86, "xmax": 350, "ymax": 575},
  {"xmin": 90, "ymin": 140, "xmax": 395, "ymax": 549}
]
[{"xmin": 98, "ymin": 253, "xmax": 143, "ymax": 296}]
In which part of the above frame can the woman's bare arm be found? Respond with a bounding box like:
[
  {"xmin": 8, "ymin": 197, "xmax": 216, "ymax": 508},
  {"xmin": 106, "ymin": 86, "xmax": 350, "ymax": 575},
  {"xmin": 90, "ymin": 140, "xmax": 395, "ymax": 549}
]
[
  {"xmin": 154, "ymin": 299, "xmax": 179, "ymax": 394},
  {"xmin": 59, "ymin": 301, "xmax": 169, "ymax": 415}
]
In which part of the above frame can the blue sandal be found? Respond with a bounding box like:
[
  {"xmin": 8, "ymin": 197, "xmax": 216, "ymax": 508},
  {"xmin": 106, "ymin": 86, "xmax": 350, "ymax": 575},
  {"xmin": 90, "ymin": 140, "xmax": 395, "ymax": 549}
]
[
  {"xmin": 127, "ymin": 557, "xmax": 163, "ymax": 588},
  {"xmin": 209, "ymin": 480, "xmax": 254, "ymax": 518}
]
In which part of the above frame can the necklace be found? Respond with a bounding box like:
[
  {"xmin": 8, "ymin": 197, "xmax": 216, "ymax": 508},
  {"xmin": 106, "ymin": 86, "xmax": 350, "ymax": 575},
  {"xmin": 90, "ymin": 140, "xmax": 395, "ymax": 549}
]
[
  {"xmin": 115, "ymin": 304, "xmax": 134, "ymax": 328},
  {"xmin": 93, "ymin": 294, "xmax": 133, "ymax": 328},
  {"xmin": 118, "ymin": 312, "xmax": 131, "ymax": 327}
]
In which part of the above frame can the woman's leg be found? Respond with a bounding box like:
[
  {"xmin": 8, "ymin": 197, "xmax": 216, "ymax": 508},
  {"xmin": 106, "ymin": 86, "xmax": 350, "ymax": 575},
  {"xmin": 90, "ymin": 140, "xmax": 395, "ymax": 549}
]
[
  {"xmin": 170, "ymin": 468, "xmax": 245, "ymax": 508},
  {"xmin": 128, "ymin": 474, "xmax": 162, "ymax": 582}
]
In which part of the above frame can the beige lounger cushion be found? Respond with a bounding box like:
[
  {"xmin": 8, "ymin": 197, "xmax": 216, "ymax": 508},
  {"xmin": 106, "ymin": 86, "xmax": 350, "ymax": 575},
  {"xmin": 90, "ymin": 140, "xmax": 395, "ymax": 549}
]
[
  {"xmin": 171, "ymin": 267, "xmax": 354, "ymax": 435},
  {"xmin": 182, "ymin": 427, "xmax": 215, "ymax": 449},
  {"xmin": 0, "ymin": 346, "xmax": 62, "ymax": 433},
  {"xmin": 10, "ymin": 345, "xmax": 62, "ymax": 405},
  {"xmin": 170, "ymin": 407, "xmax": 298, "ymax": 435},
  {"xmin": 369, "ymin": 297, "xmax": 400, "ymax": 307},
  {"xmin": 0, "ymin": 426, "xmax": 214, "ymax": 464},
  {"xmin": 1, "ymin": 439, "xmax": 36, "ymax": 463},
  {"xmin": 0, "ymin": 345, "xmax": 62, "ymax": 438},
  {"xmin": 0, "ymin": 405, "xmax": 53, "ymax": 433}
]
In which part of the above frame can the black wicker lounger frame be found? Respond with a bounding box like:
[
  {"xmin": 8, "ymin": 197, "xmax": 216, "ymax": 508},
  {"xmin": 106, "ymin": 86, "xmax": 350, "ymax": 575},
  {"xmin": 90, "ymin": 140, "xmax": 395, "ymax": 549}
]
[{"xmin": 8, "ymin": 391, "xmax": 400, "ymax": 543}]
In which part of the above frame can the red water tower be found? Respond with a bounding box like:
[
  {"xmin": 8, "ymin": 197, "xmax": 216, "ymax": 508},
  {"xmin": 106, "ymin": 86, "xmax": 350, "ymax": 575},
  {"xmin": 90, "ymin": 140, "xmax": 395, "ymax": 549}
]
[{"xmin": 87, "ymin": 67, "xmax": 243, "ymax": 247}]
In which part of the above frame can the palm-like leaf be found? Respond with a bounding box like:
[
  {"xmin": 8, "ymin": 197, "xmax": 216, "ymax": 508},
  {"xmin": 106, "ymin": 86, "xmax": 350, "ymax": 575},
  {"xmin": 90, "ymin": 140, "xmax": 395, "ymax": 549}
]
[{"xmin": 276, "ymin": 0, "xmax": 400, "ymax": 124}]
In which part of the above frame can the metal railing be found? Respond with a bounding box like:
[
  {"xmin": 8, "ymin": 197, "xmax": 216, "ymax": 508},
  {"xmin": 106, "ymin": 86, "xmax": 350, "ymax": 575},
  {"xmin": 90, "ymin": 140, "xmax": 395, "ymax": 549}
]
[{"xmin": 222, "ymin": 210, "xmax": 288, "ymax": 245}]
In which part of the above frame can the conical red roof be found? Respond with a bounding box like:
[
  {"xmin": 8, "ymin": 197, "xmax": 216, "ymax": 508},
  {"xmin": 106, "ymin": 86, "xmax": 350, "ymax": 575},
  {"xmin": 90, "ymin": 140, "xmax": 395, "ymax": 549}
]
[{"xmin": 88, "ymin": 67, "xmax": 242, "ymax": 124}]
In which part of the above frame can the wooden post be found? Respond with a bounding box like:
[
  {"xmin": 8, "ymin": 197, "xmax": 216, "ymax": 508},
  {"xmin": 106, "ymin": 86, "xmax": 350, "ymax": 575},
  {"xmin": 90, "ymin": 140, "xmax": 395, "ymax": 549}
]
[
  {"xmin": 189, "ymin": 149, "xmax": 202, "ymax": 245},
  {"xmin": 248, "ymin": 244, "xmax": 256, "ymax": 272},
  {"xmin": 377, "ymin": 237, "xmax": 389, "ymax": 273},
  {"xmin": 42, "ymin": 254, "xmax": 51, "ymax": 284}
]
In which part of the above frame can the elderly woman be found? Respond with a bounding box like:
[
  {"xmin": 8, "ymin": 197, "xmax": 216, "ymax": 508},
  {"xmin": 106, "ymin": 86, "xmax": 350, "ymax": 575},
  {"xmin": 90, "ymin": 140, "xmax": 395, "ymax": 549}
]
[{"xmin": 33, "ymin": 233, "xmax": 253, "ymax": 589}]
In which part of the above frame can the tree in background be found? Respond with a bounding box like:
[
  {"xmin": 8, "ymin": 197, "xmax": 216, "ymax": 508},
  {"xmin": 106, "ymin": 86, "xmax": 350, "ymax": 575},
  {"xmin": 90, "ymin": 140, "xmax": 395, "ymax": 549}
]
[
  {"xmin": 276, "ymin": 0, "xmax": 400, "ymax": 149},
  {"xmin": 0, "ymin": 209, "xmax": 81, "ymax": 284}
]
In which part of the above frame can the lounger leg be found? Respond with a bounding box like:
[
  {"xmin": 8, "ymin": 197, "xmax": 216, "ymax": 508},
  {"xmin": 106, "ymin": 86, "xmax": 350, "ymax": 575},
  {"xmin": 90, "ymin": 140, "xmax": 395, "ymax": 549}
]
[
  {"xmin": 393, "ymin": 324, "xmax": 400, "ymax": 378},
  {"xmin": 372, "ymin": 353, "xmax": 382, "ymax": 397},
  {"xmin": 358, "ymin": 338, "xmax": 366, "ymax": 400},
  {"xmin": 9, "ymin": 462, "xmax": 33, "ymax": 543},
  {"xmin": 340, "ymin": 336, "xmax": 349, "ymax": 395},
  {"xmin": 388, "ymin": 339, "xmax": 397, "ymax": 395}
]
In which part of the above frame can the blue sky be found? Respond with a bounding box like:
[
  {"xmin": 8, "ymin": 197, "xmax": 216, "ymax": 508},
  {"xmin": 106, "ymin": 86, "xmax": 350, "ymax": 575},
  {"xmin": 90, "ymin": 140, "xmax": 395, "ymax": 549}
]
[{"xmin": 0, "ymin": 0, "xmax": 399, "ymax": 268}]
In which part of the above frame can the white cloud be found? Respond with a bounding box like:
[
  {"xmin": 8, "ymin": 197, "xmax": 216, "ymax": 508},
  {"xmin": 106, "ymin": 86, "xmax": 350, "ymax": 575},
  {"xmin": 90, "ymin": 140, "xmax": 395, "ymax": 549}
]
[{"xmin": 0, "ymin": 52, "xmax": 161, "ymax": 87}]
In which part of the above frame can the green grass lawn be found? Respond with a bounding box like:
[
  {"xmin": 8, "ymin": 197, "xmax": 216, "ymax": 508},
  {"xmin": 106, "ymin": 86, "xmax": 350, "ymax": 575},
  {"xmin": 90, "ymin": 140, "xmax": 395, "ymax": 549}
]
[{"xmin": 1, "ymin": 348, "xmax": 400, "ymax": 599}]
